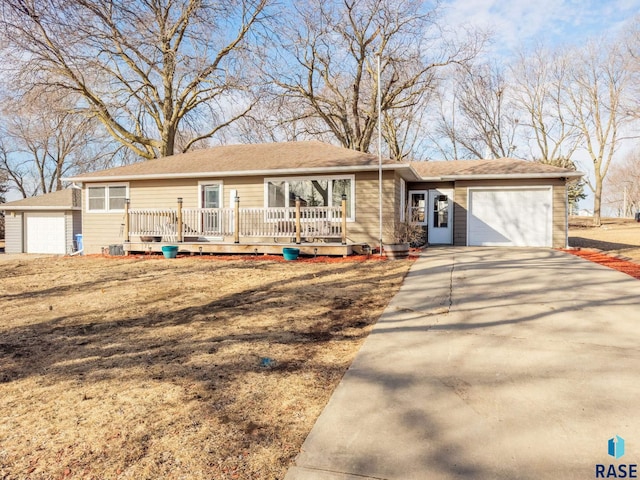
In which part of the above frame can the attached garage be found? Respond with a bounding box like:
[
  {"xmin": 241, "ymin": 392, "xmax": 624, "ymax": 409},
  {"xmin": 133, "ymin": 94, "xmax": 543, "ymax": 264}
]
[
  {"xmin": 409, "ymin": 158, "xmax": 582, "ymax": 249},
  {"xmin": 468, "ymin": 187, "xmax": 552, "ymax": 247},
  {"xmin": 0, "ymin": 189, "xmax": 82, "ymax": 255}
]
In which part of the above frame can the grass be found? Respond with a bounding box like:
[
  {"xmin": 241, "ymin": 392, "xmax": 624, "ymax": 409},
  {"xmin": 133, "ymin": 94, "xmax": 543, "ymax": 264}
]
[
  {"xmin": 568, "ymin": 217, "xmax": 640, "ymax": 262},
  {"xmin": 0, "ymin": 255, "xmax": 412, "ymax": 479}
]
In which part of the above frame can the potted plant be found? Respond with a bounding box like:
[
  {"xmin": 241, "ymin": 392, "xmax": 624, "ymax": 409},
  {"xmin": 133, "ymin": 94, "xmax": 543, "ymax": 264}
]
[{"xmin": 383, "ymin": 219, "xmax": 426, "ymax": 259}]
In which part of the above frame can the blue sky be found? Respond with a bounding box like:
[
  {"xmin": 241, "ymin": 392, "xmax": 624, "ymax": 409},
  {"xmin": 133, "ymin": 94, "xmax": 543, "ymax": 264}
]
[{"xmin": 441, "ymin": 0, "xmax": 640, "ymax": 57}]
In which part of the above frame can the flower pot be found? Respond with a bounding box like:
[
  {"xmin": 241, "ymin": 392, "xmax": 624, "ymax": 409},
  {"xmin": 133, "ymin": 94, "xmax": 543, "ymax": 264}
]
[
  {"xmin": 161, "ymin": 245, "xmax": 179, "ymax": 259},
  {"xmin": 282, "ymin": 247, "xmax": 300, "ymax": 261},
  {"xmin": 383, "ymin": 242, "xmax": 410, "ymax": 259}
]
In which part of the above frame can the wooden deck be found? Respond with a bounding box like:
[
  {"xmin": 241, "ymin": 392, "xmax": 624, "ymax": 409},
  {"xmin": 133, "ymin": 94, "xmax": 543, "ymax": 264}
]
[
  {"xmin": 123, "ymin": 240, "xmax": 360, "ymax": 257},
  {"xmin": 122, "ymin": 199, "xmax": 360, "ymax": 257}
]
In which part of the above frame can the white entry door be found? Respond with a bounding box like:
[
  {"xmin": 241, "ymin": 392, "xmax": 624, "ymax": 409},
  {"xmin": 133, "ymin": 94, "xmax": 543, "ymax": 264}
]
[
  {"xmin": 428, "ymin": 189, "xmax": 453, "ymax": 244},
  {"xmin": 201, "ymin": 184, "xmax": 221, "ymax": 234}
]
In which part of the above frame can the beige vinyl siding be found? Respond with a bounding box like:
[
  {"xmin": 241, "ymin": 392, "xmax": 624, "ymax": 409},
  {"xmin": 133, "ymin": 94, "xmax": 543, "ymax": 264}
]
[
  {"xmin": 228, "ymin": 176, "xmax": 268, "ymax": 207},
  {"xmin": 349, "ymin": 170, "xmax": 396, "ymax": 245},
  {"xmin": 72, "ymin": 210, "xmax": 82, "ymax": 238},
  {"xmin": 82, "ymin": 211, "xmax": 125, "ymax": 254},
  {"xmin": 129, "ymin": 179, "xmax": 199, "ymax": 209},
  {"xmin": 82, "ymin": 173, "xmax": 389, "ymax": 253},
  {"xmin": 552, "ymin": 184, "xmax": 568, "ymax": 248},
  {"xmin": 75, "ymin": 169, "xmax": 517, "ymax": 251},
  {"xmin": 64, "ymin": 210, "xmax": 82, "ymax": 252},
  {"xmin": 4, "ymin": 212, "xmax": 24, "ymax": 253},
  {"xmin": 453, "ymin": 178, "xmax": 567, "ymax": 248},
  {"xmin": 453, "ymin": 187, "xmax": 468, "ymax": 246},
  {"xmin": 126, "ymin": 177, "xmax": 275, "ymax": 210}
]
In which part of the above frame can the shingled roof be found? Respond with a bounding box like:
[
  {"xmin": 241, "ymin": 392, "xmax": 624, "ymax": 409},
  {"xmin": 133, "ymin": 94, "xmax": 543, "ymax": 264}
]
[
  {"xmin": 67, "ymin": 141, "xmax": 406, "ymax": 182},
  {"xmin": 410, "ymin": 158, "xmax": 582, "ymax": 179},
  {"xmin": 0, "ymin": 188, "xmax": 81, "ymax": 211},
  {"xmin": 65, "ymin": 141, "xmax": 582, "ymax": 183}
]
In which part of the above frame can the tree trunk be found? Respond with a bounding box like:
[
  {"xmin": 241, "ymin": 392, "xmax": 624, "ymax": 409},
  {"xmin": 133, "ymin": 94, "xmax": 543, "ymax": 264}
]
[{"xmin": 593, "ymin": 181, "xmax": 602, "ymax": 226}]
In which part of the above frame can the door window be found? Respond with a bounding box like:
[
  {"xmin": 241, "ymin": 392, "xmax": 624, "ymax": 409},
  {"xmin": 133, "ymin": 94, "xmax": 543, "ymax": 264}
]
[
  {"xmin": 433, "ymin": 194, "xmax": 449, "ymax": 228},
  {"xmin": 202, "ymin": 185, "xmax": 220, "ymax": 208}
]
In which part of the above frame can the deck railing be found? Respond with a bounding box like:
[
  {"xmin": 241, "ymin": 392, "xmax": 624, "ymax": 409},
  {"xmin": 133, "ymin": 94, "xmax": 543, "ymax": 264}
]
[
  {"xmin": 181, "ymin": 208, "xmax": 235, "ymax": 237},
  {"xmin": 128, "ymin": 209, "xmax": 178, "ymax": 239},
  {"xmin": 125, "ymin": 196, "xmax": 348, "ymax": 244}
]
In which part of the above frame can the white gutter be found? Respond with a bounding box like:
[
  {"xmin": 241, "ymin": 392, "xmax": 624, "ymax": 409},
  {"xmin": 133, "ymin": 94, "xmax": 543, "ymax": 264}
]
[{"xmin": 64, "ymin": 163, "xmax": 412, "ymax": 183}]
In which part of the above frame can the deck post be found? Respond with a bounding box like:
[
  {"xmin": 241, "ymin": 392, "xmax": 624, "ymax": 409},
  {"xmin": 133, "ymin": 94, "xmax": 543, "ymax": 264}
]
[
  {"xmin": 177, "ymin": 197, "xmax": 183, "ymax": 243},
  {"xmin": 295, "ymin": 196, "xmax": 302, "ymax": 244},
  {"xmin": 341, "ymin": 194, "xmax": 347, "ymax": 245},
  {"xmin": 123, "ymin": 199, "xmax": 130, "ymax": 243},
  {"xmin": 234, "ymin": 195, "xmax": 240, "ymax": 244}
]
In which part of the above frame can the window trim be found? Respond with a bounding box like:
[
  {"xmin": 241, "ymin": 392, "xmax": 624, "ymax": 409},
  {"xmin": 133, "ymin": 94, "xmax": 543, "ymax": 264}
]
[
  {"xmin": 263, "ymin": 174, "xmax": 356, "ymax": 221},
  {"xmin": 86, "ymin": 183, "xmax": 129, "ymax": 213},
  {"xmin": 400, "ymin": 178, "xmax": 406, "ymax": 222}
]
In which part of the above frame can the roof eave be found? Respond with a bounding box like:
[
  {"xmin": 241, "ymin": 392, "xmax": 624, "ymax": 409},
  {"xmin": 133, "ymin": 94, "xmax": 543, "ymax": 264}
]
[
  {"xmin": 64, "ymin": 164, "xmax": 410, "ymax": 183},
  {"xmin": 441, "ymin": 172, "xmax": 584, "ymax": 180}
]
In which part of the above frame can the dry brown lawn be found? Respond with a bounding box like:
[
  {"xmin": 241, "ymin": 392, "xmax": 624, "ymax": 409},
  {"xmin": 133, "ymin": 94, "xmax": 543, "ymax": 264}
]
[
  {"xmin": 0, "ymin": 255, "xmax": 412, "ymax": 480},
  {"xmin": 569, "ymin": 217, "xmax": 640, "ymax": 262}
]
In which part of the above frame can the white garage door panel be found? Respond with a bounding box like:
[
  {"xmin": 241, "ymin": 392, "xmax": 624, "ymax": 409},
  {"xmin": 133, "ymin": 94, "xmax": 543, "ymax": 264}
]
[
  {"xmin": 26, "ymin": 213, "xmax": 66, "ymax": 254},
  {"xmin": 468, "ymin": 188, "xmax": 552, "ymax": 247}
]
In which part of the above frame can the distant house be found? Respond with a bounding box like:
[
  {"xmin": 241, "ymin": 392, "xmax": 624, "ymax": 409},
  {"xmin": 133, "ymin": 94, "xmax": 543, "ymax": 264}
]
[
  {"xmin": 60, "ymin": 141, "xmax": 582, "ymax": 256},
  {"xmin": 0, "ymin": 188, "xmax": 82, "ymax": 254}
]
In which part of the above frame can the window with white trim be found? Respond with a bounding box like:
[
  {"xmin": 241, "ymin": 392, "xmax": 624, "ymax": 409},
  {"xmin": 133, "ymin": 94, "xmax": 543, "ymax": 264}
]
[
  {"xmin": 87, "ymin": 184, "xmax": 129, "ymax": 212},
  {"xmin": 265, "ymin": 175, "xmax": 355, "ymax": 220}
]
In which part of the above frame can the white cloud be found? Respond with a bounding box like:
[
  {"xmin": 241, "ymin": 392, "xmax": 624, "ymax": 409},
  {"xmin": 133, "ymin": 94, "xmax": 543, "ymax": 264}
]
[{"xmin": 440, "ymin": 0, "xmax": 640, "ymax": 58}]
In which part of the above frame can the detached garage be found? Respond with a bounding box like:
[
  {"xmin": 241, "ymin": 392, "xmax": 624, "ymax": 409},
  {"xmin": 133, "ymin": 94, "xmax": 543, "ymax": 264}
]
[{"xmin": 0, "ymin": 189, "xmax": 82, "ymax": 254}]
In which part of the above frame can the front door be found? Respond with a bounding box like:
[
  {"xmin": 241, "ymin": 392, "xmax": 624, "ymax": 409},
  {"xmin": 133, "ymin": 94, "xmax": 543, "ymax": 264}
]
[
  {"xmin": 428, "ymin": 189, "xmax": 453, "ymax": 244},
  {"xmin": 201, "ymin": 184, "xmax": 221, "ymax": 234}
]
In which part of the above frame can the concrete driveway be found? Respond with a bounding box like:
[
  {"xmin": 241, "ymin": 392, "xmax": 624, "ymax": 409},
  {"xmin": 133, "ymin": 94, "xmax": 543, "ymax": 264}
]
[{"xmin": 286, "ymin": 248, "xmax": 640, "ymax": 480}]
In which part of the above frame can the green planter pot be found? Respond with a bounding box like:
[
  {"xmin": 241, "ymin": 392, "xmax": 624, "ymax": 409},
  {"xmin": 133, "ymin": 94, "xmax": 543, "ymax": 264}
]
[
  {"xmin": 282, "ymin": 247, "xmax": 300, "ymax": 261},
  {"xmin": 161, "ymin": 245, "xmax": 179, "ymax": 259}
]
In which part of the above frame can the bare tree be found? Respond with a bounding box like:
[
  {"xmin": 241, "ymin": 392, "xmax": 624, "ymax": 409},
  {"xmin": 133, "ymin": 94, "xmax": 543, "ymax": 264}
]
[
  {"xmin": 625, "ymin": 17, "xmax": 640, "ymax": 118},
  {"xmin": 564, "ymin": 41, "xmax": 631, "ymax": 226},
  {"xmin": 0, "ymin": 90, "xmax": 118, "ymax": 197},
  {"xmin": 604, "ymin": 150, "xmax": 640, "ymax": 217},
  {"xmin": 434, "ymin": 62, "xmax": 521, "ymax": 159},
  {"xmin": 538, "ymin": 157, "xmax": 586, "ymax": 214},
  {"xmin": 1, "ymin": 0, "xmax": 270, "ymax": 159},
  {"xmin": 265, "ymin": 0, "xmax": 484, "ymax": 160},
  {"xmin": 0, "ymin": 169, "xmax": 6, "ymax": 239},
  {"xmin": 0, "ymin": 167, "xmax": 7, "ymax": 203},
  {"xmin": 511, "ymin": 47, "xmax": 580, "ymax": 162}
]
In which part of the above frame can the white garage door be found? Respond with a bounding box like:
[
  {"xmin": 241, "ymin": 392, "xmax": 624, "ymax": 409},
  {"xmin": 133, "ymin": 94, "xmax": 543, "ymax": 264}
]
[
  {"xmin": 26, "ymin": 212, "xmax": 67, "ymax": 254},
  {"xmin": 468, "ymin": 188, "xmax": 552, "ymax": 247}
]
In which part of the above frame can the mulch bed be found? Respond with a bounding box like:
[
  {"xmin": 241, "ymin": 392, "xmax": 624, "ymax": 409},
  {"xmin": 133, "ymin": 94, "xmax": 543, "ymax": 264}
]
[
  {"xmin": 563, "ymin": 249, "xmax": 640, "ymax": 280},
  {"xmin": 83, "ymin": 250, "xmax": 422, "ymax": 264}
]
